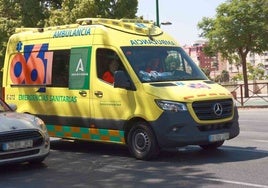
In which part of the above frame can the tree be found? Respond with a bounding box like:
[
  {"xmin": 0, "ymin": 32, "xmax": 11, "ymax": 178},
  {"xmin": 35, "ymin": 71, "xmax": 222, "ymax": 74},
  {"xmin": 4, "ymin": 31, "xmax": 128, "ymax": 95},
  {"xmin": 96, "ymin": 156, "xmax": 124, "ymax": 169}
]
[
  {"xmin": 0, "ymin": 0, "xmax": 49, "ymax": 69},
  {"xmin": 0, "ymin": 0, "xmax": 22, "ymax": 62},
  {"xmin": 19, "ymin": 0, "xmax": 48, "ymax": 27},
  {"xmin": 247, "ymin": 62, "xmax": 265, "ymax": 80},
  {"xmin": 0, "ymin": 0, "xmax": 48, "ymax": 27},
  {"xmin": 220, "ymin": 70, "xmax": 230, "ymax": 82},
  {"xmin": 0, "ymin": 18, "xmax": 19, "ymax": 67},
  {"xmin": 45, "ymin": 0, "xmax": 82, "ymax": 26},
  {"xmin": 198, "ymin": 0, "xmax": 268, "ymax": 97},
  {"xmin": 46, "ymin": 0, "xmax": 138, "ymax": 26},
  {"xmin": 43, "ymin": 0, "xmax": 63, "ymax": 9},
  {"xmin": 227, "ymin": 53, "xmax": 241, "ymax": 73},
  {"xmin": 95, "ymin": 0, "xmax": 137, "ymax": 19},
  {"xmin": 0, "ymin": 0, "xmax": 138, "ymax": 67},
  {"xmin": 201, "ymin": 67, "xmax": 211, "ymax": 78},
  {"xmin": 231, "ymin": 73, "xmax": 243, "ymax": 82}
]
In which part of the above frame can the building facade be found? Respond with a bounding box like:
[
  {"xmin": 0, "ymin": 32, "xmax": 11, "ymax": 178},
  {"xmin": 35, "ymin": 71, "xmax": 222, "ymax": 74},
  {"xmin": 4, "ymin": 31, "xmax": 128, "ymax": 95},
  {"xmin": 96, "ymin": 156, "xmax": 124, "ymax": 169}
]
[
  {"xmin": 184, "ymin": 41, "xmax": 268, "ymax": 80},
  {"xmin": 183, "ymin": 41, "xmax": 227, "ymax": 79}
]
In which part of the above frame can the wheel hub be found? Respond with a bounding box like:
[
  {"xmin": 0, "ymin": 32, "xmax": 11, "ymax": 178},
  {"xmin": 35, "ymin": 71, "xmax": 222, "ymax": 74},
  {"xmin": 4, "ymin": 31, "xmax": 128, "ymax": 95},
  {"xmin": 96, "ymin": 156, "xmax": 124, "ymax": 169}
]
[{"xmin": 134, "ymin": 132, "xmax": 149, "ymax": 151}]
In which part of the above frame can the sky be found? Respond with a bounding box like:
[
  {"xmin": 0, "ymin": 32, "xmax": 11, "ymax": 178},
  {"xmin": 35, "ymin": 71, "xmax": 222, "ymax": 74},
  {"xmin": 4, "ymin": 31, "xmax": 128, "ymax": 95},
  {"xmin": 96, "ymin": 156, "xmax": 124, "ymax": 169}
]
[{"xmin": 137, "ymin": 0, "xmax": 226, "ymax": 45}]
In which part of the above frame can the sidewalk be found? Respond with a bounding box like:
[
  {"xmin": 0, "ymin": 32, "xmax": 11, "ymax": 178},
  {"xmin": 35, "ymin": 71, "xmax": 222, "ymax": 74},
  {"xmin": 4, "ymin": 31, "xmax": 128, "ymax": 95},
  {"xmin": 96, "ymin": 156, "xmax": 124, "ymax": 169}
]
[{"xmin": 235, "ymin": 96, "xmax": 268, "ymax": 108}]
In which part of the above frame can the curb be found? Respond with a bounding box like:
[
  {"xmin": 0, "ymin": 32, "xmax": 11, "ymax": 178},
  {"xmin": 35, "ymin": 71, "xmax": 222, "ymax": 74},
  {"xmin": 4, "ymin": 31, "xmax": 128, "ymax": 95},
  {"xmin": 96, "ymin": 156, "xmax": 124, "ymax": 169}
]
[{"xmin": 237, "ymin": 105, "xmax": 268, "ymax": 109}]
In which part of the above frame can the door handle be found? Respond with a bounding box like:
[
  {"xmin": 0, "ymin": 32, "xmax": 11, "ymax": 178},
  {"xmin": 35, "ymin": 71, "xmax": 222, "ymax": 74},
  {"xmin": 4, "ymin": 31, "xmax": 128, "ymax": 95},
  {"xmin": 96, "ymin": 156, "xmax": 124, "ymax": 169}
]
[
  {"xmin": 79, "ymin": 90, "xmax": 87, "ymax": 97},
  {"xmin": 94, "ymin": 91, "xmax": 103, "ymax": 98}
]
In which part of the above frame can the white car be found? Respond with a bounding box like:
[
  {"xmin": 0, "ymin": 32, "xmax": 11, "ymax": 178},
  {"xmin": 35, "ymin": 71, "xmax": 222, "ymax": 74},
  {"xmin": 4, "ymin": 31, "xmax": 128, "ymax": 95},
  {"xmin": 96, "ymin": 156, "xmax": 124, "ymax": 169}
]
[{"xmin": 0, "ymin": 98, "xmax": 50, "ymax": 165}]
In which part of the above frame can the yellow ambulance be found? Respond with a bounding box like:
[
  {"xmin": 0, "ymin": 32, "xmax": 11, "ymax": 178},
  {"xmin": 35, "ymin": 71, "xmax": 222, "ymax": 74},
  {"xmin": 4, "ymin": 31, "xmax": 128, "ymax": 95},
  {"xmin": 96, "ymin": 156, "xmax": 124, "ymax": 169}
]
[{"xmin": 2, "ymin": 18, "xmax": 239, "ymax": 160}]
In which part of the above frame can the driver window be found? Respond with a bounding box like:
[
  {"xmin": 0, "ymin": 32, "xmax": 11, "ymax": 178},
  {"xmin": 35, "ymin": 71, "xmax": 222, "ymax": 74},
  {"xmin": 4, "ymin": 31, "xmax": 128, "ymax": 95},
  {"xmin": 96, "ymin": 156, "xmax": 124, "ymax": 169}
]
[{"xmin": 96, "ymin": 48, "xmax": 123, "ymax": 84}]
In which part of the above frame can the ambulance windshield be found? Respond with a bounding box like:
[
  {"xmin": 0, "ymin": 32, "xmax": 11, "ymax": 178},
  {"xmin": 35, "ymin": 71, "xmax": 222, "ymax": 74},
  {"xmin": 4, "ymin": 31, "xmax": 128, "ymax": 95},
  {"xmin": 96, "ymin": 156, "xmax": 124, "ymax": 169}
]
[{"xmin": 121, "ymin": 46, "xmax": 208, "ymax": 83}]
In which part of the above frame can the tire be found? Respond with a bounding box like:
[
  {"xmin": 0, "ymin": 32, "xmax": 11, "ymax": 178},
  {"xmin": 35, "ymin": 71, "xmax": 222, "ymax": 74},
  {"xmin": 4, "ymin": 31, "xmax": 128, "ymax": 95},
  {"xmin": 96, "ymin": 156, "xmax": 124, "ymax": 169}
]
[
  {"xmin": 127, "ymin": 122, "xmax": 160, "ymax": 160},
  {"xmin": 199, "ymin": 141, "xmax": 224, "ymax": 150}
]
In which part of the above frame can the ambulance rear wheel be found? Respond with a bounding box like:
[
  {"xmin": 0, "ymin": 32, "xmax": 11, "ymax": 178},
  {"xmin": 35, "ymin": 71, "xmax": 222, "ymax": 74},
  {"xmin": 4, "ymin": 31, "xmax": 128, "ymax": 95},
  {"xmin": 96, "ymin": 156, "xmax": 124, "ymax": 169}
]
[
  {"xmin": 128, "ymin": 122, "xmax": 160, "ymax": 160},
  {"xmin": 199, "ymin": 141, "xmax": 224, "ymax": 150}
]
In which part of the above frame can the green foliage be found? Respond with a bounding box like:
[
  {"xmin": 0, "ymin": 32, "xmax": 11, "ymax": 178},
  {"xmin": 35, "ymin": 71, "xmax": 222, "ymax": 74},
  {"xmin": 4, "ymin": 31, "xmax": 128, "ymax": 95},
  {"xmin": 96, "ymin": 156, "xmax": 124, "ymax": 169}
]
[
  {"xmin": 199, "ymin": 0, "xmax": 268, "ymax": 56},
  {"xmin": 46, "ymin": 0, "xmax": 138, "ymax": 26},
  {"xmin": 231, "ymin": 73, "xmax": 243, "ymax": 82},
  {"xmin": 20, "ymin": 0, "xmax": 48, "ymax": 27},
  {"xmin": 0, "ymin": 0, "xmax": 48, "ymax": 27},
  {"xmin": 214, "ymin": 70, "xmax": 230, "ymax": 83},
  {"xmin": 43, "ymin": 0, "xmax": 63, "ymax": 9},
  {"xmin": 227, "ymin": 53, "xmax": 241, "ymax": 72},
  {"xmin": 220, "ymin": 70, "xmax": 230, "ymax": 82},
  {"xmin": 0, "ymin": 18, "xmax": 19, "ymax": 63},
  {"xmin": 201, "ymin": 68, "xmax": 211, "ymax": 79},
  {"xmin": 231, "ymin": 62, "xmax": 266, "ymax": 81},
  {"xmin": 0, "ymin": 0, "xmax": 138, "ymax": 68},
  {"xmin": 247, "ymin": 62, "xmax": 266, "ymax": 80},
  {"xmin": 95, "ymin": 0, "xmax": 137, "ymax": 19},
  {"xmin": 45, "ymin": 0, "xmax": 82, "ymax": 26},
  {"xmin": 0, "ymin": 0, "xmax": 49, "ymax": 69},
  {"xmin": 198, "ymin": 0, "xmax": 268, "ymax": 97},
  {"xmin": 214, "ymin": 75, "xmax": 221, "ymax": 82}
]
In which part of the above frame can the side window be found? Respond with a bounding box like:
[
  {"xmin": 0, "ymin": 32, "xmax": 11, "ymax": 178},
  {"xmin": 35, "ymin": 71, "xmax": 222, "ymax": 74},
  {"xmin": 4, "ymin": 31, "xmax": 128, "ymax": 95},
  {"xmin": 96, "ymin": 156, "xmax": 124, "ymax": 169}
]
[
  {"xmin": 51, "ymin": 50, "xmax": 70, "ymax": 87},
  {"xmin": 96, "ymin": 48, "xmax": 123, "ymax": 84}
]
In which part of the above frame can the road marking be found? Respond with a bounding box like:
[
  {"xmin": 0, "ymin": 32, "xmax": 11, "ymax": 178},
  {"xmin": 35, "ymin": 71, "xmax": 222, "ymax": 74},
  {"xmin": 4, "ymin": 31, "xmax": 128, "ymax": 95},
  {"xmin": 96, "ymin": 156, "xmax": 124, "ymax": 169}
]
[
  {"xmin": 239, "ymin": 120, "xmax": 266, "ymax": 122},
  {"xmin": 253, "ymin": 140, "xmax": 268, "ymax": 143},
  {"xmin": 201, "ymin": 177, "xmax": 268, "ymax": 188}
]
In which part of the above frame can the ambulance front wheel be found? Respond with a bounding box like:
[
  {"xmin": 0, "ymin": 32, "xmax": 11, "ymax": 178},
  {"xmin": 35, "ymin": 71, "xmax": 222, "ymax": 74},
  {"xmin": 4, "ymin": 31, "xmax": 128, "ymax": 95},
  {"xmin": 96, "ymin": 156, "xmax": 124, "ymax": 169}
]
[{"xmin": 127, "ymin": 122, "xmax": 160, "ymax": 160}]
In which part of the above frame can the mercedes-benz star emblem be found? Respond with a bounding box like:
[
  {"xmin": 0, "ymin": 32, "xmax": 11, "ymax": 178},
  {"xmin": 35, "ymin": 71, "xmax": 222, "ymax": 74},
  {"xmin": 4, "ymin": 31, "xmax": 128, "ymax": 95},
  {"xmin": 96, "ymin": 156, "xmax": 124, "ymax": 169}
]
[{"xmin": 213, "ymin": 103, "xmax": 223, "ymax": 116}]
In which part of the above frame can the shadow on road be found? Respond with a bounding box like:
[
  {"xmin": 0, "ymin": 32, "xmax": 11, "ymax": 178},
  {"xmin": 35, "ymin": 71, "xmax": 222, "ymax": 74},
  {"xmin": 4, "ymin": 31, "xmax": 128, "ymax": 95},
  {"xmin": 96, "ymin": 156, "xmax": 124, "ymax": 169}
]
[
  {"xmin": 48, "ymin": 139, "xmax": 268, "ymax": 163},
  {"xmin": 0, "ymin": 139, "xmax": 267, "ymax": 188}
]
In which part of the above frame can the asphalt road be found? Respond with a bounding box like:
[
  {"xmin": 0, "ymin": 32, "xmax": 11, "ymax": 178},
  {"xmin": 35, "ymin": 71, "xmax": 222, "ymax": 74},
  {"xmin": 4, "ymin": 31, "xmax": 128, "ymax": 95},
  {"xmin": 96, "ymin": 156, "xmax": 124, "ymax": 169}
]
[{"xmin": 0, "ymin": 108, "xmax": 268, "ymax": 188}]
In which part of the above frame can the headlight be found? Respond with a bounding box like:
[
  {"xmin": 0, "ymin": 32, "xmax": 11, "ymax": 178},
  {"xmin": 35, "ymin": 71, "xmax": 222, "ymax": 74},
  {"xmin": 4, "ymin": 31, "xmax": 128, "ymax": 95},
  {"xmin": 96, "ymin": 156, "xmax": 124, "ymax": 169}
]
[
  {"xmin": 155, "ymin": 100, "xmax": 187, "ymax": 112},
  {"xmin": 34, "ymin": 117, "xmax": 47, "ymax": 131}
]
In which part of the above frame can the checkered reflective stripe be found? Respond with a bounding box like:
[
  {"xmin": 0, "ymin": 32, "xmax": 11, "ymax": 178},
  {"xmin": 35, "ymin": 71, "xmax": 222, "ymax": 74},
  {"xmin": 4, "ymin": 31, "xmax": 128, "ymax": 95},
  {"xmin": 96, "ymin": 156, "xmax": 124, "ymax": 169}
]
[{"xmin": 46, "ymin": 125, "xmax": 125, "ymax": 144}]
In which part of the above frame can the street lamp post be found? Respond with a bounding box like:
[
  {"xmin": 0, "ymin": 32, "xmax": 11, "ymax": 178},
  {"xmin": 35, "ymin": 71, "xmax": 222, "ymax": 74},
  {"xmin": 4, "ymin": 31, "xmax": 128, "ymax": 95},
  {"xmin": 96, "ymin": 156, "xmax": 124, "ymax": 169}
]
[
  {"xmin": 155, "ymin": 0, "xmax": 172, "ymax": 27},
  {"xmin": 156, "ymin": 0, "xmax": 160, "ymax": 27},
  {"xmin": 161, "ymin": 21, "xmax": 172, "ymax": 25}
]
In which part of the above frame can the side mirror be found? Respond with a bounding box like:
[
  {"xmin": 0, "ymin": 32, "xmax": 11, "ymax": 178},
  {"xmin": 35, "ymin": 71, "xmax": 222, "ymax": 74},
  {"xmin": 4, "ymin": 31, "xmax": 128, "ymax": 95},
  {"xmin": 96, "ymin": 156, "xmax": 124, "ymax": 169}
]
[{"xmin": 114, "ymin": 70, "xmax": 136, "ymax": 90}]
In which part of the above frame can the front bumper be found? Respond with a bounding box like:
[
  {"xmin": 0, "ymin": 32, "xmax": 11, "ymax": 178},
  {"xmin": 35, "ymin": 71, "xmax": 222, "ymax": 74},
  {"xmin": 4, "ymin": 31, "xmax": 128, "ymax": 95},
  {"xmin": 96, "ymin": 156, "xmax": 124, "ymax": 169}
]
[
  {"xmin": 150, "ymin": 107, "xmax": 240, "ymax": 148},
  {"xmin": 0, "ymin": 135, "xmax": 50, "ymax": 165}
]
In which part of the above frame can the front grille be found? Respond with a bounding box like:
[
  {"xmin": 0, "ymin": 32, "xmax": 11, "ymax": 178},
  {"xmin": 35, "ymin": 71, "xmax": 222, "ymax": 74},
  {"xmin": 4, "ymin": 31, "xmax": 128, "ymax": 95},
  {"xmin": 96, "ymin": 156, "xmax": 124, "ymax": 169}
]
[
  {"xmin": 0, "ymin": 130, "xmax": 44, "ymax": 152},
  {"xmin": 192, "ymin": 99, "xmax": 233, "ymax": 120}
]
